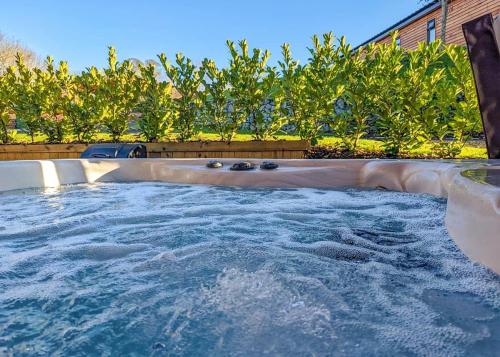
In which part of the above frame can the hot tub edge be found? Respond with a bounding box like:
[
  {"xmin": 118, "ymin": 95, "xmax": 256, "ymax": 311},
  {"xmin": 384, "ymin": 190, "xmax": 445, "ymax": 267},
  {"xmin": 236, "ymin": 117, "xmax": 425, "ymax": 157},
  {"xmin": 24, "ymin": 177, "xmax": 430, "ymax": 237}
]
[{"xmin": 0, "ymin": 158, "xmax": 499, "ymax": 274}]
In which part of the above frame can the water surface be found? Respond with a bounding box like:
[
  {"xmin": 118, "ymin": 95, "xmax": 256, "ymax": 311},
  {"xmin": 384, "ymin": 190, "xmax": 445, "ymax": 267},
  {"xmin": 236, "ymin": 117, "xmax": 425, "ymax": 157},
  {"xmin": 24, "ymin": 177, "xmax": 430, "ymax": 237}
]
[{"xmin": 0, "ymin": 183, "xmax": 499, "ymax": 356}]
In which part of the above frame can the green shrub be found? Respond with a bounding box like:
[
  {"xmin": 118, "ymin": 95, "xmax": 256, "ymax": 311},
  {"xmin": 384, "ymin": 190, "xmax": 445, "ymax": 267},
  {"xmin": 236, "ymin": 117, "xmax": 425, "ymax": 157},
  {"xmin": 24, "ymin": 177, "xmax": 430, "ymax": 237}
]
[
  {"xmin": 330, "ymin": 37, "xmax": 370, "ymax": 152},
  {"xmin": 8, "ymin": 54, "xmax": 42, "ymax": 142},
  {"xmin": 278, "ymin": 43, "xmax": 309, "ymax": 139},
  {"xmin": 136, "ymin": 62, "xmax": 176, "ymax": 142},
  {"xmin": 368, "ymin": 36, "xmax": 425, "ymax": 155},
  {"xmin": 0, "ymin": 34, "xmax": 482, "ymax": 157},
  {"xmin": 200, "ymin": 59, "xmax": 235, "ymax": 142},
  {"xmin": 302, "ymin": 33, "xmax": 346, "ymax": 145},
  {"xmin": 281, "ymin": 35, "xmax": 369, "ymax": 150},
  {"xmin": 159, "ymin": 52, "xmax": 204, "ymax": 142},
  {"xmin": 98, "ymin": 47, "xmax": 138, "ymax": 142},
  {"xmin": 0, "ymin": 69, "xmax": 13, "ymax": 143},
  {"xmin": 226, "ymin": 40, "xmax": 284, "ymax": 140},
  {"xmin": 35, "ymin": 57, "xmax": 71, "ymax": 143},
  {"xmin": 65, "ymin": 67, "xmax": 102, "ymax": 143},
  {"xmin": 425, "ymin": 45, "xmax": 481, "ymax": 157}
]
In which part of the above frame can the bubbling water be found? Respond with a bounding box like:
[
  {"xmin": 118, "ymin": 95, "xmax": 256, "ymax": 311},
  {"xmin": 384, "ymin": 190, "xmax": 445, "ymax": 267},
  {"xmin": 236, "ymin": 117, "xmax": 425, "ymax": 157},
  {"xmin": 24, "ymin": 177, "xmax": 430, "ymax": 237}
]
[{"xmin": 0, "ymin": 182, "xmax": 498, "ymax": 356}]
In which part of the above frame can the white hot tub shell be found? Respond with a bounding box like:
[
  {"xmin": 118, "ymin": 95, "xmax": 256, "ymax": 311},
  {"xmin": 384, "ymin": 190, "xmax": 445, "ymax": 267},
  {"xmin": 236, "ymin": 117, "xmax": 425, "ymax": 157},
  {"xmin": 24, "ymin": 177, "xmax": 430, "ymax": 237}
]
[{"xmin": 0, "ymin": 158, "xmax": 499, "ymax": 274}]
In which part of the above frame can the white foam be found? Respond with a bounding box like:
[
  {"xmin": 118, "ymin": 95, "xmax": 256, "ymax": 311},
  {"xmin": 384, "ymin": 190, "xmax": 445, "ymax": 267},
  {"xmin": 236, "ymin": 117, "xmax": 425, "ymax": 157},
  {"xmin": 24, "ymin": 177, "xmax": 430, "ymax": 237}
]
[
  {"xmin": 0, "ymin": 182, "xmax": 498, "ymax": 356},
  {"xmin": 202, "ymin": 268, "xmax": 332, "ymax": 337}
]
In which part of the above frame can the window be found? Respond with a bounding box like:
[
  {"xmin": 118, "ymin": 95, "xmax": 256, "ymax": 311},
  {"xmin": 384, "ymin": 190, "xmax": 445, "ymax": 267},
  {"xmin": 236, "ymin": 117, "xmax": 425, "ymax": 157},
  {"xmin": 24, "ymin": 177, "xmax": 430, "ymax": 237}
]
[
  {"xmin": 427, "ymin": 19, "xmax": 436, "ymax": 43},
  {"xmin": 396, "ymin": 36, "xmax": 401, "ymax": 47}
]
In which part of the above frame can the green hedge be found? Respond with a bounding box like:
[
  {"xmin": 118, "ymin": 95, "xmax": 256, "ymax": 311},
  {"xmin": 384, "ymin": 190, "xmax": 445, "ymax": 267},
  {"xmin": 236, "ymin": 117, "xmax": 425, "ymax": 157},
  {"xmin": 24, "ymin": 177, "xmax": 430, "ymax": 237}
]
[{"xmin": 0, "ymin": 33, "xmax": 481, "ymax": 158}]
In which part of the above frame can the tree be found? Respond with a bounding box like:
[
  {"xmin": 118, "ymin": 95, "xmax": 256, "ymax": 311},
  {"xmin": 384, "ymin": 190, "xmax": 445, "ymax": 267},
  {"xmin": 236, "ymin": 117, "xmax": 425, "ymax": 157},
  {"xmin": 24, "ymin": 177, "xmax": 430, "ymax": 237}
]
[
  {"xmin": 420, "ymin": 0, "xmax": 448, "ymax": 44},
  {"xmin": 0, "ymin": 32, "xmax": 40, "ymax": 74},
  {"xmin": 128, "ymin": 57, "xmax": 162, "ymax": 80}
]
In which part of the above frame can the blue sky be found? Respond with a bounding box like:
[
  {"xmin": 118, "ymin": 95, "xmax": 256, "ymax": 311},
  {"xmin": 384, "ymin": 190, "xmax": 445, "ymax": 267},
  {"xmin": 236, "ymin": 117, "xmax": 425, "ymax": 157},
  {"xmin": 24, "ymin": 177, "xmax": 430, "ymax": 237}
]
[{"xmin": 0, "ymin": 0, "xmax": 422, "ymax": 72}]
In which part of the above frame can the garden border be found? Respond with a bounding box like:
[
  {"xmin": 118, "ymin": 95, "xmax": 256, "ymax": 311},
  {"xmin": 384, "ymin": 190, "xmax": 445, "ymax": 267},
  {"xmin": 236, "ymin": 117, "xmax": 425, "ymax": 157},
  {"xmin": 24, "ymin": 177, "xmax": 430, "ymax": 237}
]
[{"xmin": 0, "ymin": 140, "xmax": 310, "ymax": 160}]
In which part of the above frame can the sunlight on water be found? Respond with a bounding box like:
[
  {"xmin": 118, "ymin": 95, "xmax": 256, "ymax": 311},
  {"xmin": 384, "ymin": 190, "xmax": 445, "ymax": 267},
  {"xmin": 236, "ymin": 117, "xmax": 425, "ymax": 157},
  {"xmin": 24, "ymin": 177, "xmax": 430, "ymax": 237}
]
[{"xmin": 0, "ymin": 183, "xmax": 498, "ymax": 356}]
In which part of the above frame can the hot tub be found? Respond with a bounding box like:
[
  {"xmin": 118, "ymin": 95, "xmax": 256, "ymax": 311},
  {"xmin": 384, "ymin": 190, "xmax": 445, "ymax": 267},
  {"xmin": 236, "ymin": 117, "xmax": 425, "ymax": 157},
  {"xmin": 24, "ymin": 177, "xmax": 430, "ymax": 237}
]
[{"xmin": 0, "ymin": 159, "xmax": 498, "ymax": 355}]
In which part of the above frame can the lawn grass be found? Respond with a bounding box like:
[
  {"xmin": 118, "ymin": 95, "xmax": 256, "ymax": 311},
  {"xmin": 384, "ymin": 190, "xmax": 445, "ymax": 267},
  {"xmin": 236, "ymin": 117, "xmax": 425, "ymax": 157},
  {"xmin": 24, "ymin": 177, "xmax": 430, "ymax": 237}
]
[{"xmin": 6, "ymin": 131, "xmax": 488, "ymax": 159}]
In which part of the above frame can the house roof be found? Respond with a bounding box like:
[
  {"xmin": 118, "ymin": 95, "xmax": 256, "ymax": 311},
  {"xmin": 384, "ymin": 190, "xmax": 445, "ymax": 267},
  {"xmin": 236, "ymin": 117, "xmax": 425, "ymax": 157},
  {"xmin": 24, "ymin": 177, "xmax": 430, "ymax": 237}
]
[{"xmin": 354, "ymin": 1, "xmax": 441, "ymax": 50}]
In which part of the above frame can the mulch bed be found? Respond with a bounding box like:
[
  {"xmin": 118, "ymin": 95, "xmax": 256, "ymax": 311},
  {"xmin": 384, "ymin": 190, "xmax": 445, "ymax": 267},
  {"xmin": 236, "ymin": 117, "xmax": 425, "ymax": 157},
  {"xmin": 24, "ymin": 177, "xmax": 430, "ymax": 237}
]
[{"xmin": 306, "ymin": 147, "xmax": 442, "ymax": 160}]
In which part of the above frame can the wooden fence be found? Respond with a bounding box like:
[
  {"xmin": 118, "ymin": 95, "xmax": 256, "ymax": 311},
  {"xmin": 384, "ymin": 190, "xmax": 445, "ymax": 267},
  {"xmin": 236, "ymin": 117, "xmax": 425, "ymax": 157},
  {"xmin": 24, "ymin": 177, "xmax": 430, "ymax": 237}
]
[{"xmin": 0, "ymin": 141, "xmax": 310, "ymax": 161}]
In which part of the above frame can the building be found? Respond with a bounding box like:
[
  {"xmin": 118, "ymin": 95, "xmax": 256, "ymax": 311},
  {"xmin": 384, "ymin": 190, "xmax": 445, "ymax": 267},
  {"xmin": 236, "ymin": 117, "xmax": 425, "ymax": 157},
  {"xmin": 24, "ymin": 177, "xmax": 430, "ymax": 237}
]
[{"xmin": 357, "ymin": 0, "xmax": 500, "ymax": 50}]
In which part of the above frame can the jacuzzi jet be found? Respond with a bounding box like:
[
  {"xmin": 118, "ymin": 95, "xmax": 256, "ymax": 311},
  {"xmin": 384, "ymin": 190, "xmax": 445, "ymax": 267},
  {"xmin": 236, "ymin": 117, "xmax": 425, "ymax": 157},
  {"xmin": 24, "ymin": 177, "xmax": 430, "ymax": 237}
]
[
  {"xmin": 206, "ymin": 160, "xmax": 223, "ymax": 169},
  {"xmin": 260, "ymin": 161, "xmax": 279, "ymax": 170},
  {"xmin": 230, "ymin": 162, "xmax": 256, "ymax": 171}
]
